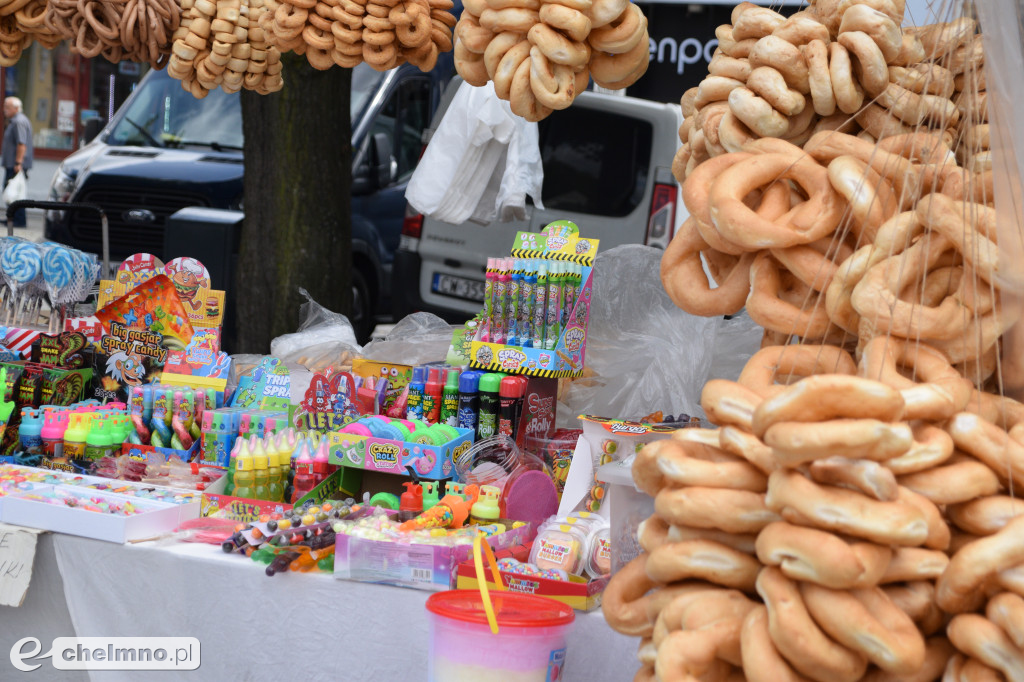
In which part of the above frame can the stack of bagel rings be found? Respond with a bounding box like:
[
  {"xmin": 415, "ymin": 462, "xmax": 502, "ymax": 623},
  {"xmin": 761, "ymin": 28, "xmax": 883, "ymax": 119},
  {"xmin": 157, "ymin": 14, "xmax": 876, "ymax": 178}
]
[
  {"xmin": 0, "ymin": 0, "xmax": 62, "ymax": 67},
  {"xmin": 44, "ymin": 0, "xmax": 182, "ymax": 68},
  {"xmin": 608, "ymin": 338, "xmax": 1024, "ymax": 680},
  {"xmin": 604, "ymin": 0, "xmax": 1024, "ymax": 679},
  {"xmin": 662, "ymin": 2, "xmax": 1007, "ymax": 384},
  {"xmin": 167, "ymin": 0, "xmax": 283, "ymax": 97},
  {"xmin": 259, "ymin": 0, "xmax": 455, "ymax": 71},
  {"xmin": 453, "ymin": 0, "xmax": 649, "ymax": 121}
]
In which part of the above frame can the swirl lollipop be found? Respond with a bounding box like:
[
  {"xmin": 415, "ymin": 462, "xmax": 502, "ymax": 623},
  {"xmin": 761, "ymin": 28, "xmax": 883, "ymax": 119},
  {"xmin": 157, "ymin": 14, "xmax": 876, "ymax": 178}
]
[
  {"xmin": 0, "ymin": 241, "xmax": 41, "ymax": 325},
  {"xmin": 43, "ymin": 245, "xmax": 77, "ymax": 332}
]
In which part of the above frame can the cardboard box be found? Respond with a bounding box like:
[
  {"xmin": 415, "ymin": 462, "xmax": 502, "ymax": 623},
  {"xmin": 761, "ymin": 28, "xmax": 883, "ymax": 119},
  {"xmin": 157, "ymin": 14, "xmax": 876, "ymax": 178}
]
[
  {"xmin": 293, "ymin": 467, "xmax": 364, "ymax": 507},
  {"xmin": 200, "ymin": 474, "xmax": 292, "ymax": 521},
  {"xmin": 2, "ymin": 484, "xmax": 181, "ymax": 543},
  {"xmin": 456, "ymin": 562, "xmax": 608, "ymax": 612},
  {"xmin": 327, "ymin": 427, "xmax": 474, "ymax": 480},
  {"xmin": 351, "ymin": 359, "xmax": 414, "ymax": 411},
  {"xmin": 334, "ymin": 520, "xmax": 535, "ymax": 591}
]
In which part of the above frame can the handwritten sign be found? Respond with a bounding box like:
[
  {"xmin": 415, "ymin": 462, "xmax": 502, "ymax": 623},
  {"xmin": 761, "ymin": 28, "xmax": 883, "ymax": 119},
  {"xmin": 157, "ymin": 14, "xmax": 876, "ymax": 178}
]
[{"xmin": 0, "ymin": 523, "xmax": 42, "ymax": 607}]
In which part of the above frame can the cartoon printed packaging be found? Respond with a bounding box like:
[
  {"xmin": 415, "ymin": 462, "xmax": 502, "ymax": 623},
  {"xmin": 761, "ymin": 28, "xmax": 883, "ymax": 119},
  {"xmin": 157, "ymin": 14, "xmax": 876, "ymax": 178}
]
[
  {"xmin": 97, "ymin": 255, "xmax": 226, "ymax": 343},
  {"xmin": 454, "ymin": 223, "xmax": 598, "ymax": 379},
  {"xmin": 91, "ymin": 323, "xmax": 166, "ymax": 403}
]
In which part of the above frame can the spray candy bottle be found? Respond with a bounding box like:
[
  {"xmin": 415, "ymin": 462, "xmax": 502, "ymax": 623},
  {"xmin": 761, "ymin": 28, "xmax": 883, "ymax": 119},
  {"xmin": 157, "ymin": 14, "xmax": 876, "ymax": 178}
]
[
  {"xmin": 492, "ymin": 258, "xmax": 509, "ymax": 344},
  {"xmin": 405, "ymin": 366, "xmax": 426, "ymax": 421},
  {"xmin": 507, "ymin": 259, "xmax": 522, "ymax": 346},
  {"xmin": 440, "ymin": 367, "xmax": 461, "ymax": 427},
  {"xmin": 520, "ymin": 260, "xmax": 536, "ymax": 348},
  {"xmin": 533, "ymin": 261, "xmax": 548, "ymax": 349},
  {"xmin": 479, "ymin": 258, "xmax": 496, "ymax": 343},
  {"xmin": 545, "ymin": 262, "xmax": 564, "ymax": 350}
]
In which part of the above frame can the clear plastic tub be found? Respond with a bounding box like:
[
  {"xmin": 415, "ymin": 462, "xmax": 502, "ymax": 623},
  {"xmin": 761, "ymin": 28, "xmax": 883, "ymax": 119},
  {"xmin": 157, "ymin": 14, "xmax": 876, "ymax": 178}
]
[{"xmin": 426, "ymin": 590, "xmax": 574, "ymax": 682}]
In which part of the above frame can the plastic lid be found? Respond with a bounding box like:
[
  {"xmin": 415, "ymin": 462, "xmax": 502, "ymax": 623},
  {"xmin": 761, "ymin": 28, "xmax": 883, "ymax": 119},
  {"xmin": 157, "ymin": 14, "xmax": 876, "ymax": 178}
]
[
  {"xmin": 479, "ymin": 373, "xmax": 503, "ymax": 394},
  {"xmin": 411, "ymin": 366, "xmax": 426, "ymax": 384},
  {"xmin": 499, "ymin": 376, "xmax": 527, "ymax": 398},
  {"xmin": 529, "ymin": 522, "xmax": 588, "ymax": 575},
  {"xmin": 427, "ymin": 367, "xmax": 442, "ymax": 385},
  {"xmin": 444, "ymin": 367, "xmax": 461, "ymax": 389},
  {"xmin": 459, "ymin": 371, "xmax": 480, "ymax": 394},
  {"xmin": 426, "ymin": 590, "xmax": 574, "ymax": 627}
]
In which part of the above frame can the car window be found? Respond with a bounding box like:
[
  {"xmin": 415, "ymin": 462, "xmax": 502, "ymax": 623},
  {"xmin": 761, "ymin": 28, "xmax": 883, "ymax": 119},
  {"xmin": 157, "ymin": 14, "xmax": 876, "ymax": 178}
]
[
  {"xmin": 367, "ymin": 77, "xmax": 432, "ymax": 183},
  {"xmin": 107, "ymin": 71, "xmax": 243, "ymax": 149},
  {"xmin": 538, "ymin": 108, "xmax": 652, "ymax": 217}
]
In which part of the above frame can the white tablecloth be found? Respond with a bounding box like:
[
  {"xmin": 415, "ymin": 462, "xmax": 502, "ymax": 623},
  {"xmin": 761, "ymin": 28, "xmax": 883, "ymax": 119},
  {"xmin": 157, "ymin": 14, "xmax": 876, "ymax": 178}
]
[{"xmin": 0, "ymin": 533, "xmax": 638, "ymax": 681}]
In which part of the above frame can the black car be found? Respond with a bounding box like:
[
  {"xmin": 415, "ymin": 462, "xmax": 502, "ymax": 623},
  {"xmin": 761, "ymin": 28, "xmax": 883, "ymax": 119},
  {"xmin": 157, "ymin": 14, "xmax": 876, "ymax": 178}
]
[{"xmin": 45, "ymin": 56, "xmax": 457, "ymax": 342}]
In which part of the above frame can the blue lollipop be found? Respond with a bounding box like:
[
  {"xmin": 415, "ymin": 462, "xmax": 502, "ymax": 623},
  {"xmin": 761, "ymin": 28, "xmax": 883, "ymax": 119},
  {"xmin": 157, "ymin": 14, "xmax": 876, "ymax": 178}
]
[
  {"xmin": 43, "ymin": 245, "xmax": 75, "ymax": 295},
  {"xmin": 1, "ymin": 241, "xmax": 41, "ymax": 285}
]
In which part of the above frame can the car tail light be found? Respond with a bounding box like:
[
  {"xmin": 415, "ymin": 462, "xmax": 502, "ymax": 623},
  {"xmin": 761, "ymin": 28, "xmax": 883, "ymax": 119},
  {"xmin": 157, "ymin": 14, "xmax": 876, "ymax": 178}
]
[
  {"xmin": 401, "ymin": 207, "xmax": 423, "ymax": 239},
  {"xmin": 645, "ymin": 182, "xmax": 676, "ymax": 249}
]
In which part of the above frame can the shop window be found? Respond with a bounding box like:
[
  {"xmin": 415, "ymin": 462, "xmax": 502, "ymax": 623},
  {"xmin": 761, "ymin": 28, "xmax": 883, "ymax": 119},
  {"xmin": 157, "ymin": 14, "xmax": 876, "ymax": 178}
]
[{"xmin": 538, "ymin": 109, "xmax": 653, "ymax": 217}]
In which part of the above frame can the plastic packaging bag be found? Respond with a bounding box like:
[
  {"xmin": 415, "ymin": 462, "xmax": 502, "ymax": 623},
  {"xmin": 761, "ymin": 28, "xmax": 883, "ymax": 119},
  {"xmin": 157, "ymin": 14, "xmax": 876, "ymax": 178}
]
[
  {"xmin": 268, "ymin": 288, "xmax": 361, "ymax": 372},
  {"xmin": 2, "ymin": 171, "xmax": 25, "ymax": 205},
  {"xmin": 360, "ymin": 312, "xmax": 460, "ymax": 365},
  {"xmin": 406, "ymin": 80, "xmax": 543, "ymax": 225},
  {"xmin": 556, "ymin": 245, "xmax": 762, "ymax": 426}
]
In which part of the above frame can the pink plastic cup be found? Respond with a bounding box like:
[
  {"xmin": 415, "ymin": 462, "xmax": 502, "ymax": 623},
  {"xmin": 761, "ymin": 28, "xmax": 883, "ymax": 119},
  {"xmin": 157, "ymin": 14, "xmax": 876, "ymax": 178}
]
[{"xmin": 426, "ymin": 590, "xmax": 574, "ymax": 681}]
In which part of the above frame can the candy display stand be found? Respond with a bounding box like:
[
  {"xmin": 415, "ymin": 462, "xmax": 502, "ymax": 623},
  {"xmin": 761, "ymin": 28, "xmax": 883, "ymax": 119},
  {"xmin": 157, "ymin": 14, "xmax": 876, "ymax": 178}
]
[{"xmin": 460, "ymin": 231, "xmax": 599, "ymax": 379}]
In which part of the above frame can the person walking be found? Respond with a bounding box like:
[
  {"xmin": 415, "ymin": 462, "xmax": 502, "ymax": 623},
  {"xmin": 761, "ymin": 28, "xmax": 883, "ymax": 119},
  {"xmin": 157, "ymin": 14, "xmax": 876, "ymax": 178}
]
[{"xmin": 2, "ymin": 96, "xmax": 32, "ymax": 227}]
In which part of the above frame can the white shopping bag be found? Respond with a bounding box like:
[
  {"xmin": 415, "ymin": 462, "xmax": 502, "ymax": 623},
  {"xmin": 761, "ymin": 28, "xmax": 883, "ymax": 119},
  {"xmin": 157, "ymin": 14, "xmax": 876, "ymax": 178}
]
[{"xmin": 3, "ymin": 170, "xmax": 26, "ymax": 205}]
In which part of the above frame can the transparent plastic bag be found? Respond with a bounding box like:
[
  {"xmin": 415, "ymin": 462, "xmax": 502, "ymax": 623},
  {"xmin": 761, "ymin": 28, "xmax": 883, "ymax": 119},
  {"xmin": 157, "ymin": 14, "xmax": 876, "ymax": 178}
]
[
  {"xmin": 556, "ymin": 245, "xmax": 761, "ymax": 426},
  {"xmin": 268, "ymin": 288, "xmax": 361, "ymax": 373},
  {"xmin": 360, "ymin": 312, "xmax": 460, "ymax": 365}
]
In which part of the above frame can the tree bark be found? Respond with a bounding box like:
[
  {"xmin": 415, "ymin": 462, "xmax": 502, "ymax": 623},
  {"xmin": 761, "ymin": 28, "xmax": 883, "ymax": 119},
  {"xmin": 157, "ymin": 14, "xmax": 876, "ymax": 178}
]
[{"xmin": 235, "ymin": 54, "xmax": 352, "ymax": 353}]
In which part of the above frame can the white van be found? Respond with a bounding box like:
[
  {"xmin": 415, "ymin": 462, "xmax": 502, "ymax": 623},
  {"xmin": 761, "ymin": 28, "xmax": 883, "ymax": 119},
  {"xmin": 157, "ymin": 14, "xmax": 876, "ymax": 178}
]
[{"xmin": 392, "ymin": 81, "xmax": 685, "ymax": 320}]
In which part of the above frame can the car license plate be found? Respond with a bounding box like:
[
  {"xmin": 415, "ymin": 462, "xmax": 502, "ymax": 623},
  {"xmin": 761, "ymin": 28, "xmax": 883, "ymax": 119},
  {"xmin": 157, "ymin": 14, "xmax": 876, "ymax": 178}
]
[{"xmin": 432, "ymin": 273, "xmax": 485, "ymax": 302}]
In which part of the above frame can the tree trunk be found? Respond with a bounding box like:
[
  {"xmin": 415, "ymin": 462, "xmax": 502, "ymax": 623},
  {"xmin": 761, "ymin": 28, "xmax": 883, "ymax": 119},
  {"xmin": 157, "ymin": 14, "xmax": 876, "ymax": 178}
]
[{"xmin": 235, "ymin": 54, "xmax": 352, "ymax": 353}]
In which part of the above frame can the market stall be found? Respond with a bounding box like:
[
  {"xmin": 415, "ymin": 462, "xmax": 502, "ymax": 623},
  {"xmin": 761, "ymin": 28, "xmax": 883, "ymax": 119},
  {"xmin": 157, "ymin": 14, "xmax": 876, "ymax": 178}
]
[{"xmin": 0, "ymin": 0, "xmax": 1022, "ymax": 678}]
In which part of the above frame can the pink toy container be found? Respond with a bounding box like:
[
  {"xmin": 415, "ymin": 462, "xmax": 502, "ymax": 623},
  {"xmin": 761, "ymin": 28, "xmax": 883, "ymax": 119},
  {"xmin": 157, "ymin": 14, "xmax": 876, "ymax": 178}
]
[{"xmin": 426, "ymin": 589, "xmax": 575, "ymax": 681}]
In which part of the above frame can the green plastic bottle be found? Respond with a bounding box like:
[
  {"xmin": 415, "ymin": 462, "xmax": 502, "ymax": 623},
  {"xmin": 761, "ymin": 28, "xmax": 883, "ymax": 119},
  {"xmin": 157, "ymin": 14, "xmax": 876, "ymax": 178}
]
[
  {"xmin": 84, "ymin": 417, "xmax": 112, "ymax": 461},
  {"xmin": 440, "ymin": 368, "xmax": 461, "ymax": 428},
  {"xmin": 233, "ymin": 445, "xmax": 256, "ymax": 499},
  {"xmin": 252, "ymin": 438, "xmax": 270, "ymax": 501}
]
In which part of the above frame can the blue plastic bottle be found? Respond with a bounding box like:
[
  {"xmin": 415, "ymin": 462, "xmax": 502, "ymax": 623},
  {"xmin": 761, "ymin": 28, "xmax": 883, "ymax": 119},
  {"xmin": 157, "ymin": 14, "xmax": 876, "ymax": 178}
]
[{"xmin": 405, "ymin": 366, "xmax": 427, "ymax": 420}]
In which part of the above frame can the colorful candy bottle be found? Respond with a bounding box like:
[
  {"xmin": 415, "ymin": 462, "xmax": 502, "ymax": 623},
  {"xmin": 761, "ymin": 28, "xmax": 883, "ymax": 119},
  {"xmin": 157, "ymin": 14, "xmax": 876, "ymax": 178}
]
[
  {"xmin": 266, "ymin": 441, "xmax": 285, "ymax": 502},
  {"xmin": 41, "ymin": 408, "xmax": 69, "ymax": 457},
  {"xmin": 84, "ymin": 417, "xmax": 113, "ymax": 460},
  {"xmin": 406, "ymin": 366, "xmax": 426, "ymax": 421},
  {"xmin": 291, "ymin": 440, "xmax": 316, "ymax": 503},
  {"xmin": 252, "ymin": 438, "xmax": 270, "ymax": 501},
  {"xmin": 312, "ymin": 439, "xmax": 330, "ymax": 486},
  {"xmin": 422, "ymin": 367, "xmax": 443, "ymax": 424},
  {"xmin": 18, "ymin": 408, "xmax": 43, "ymax": 456},
  {"xmin": 62, "ymin": 413, "xmax": 93, "ymax": 461},
  {"xmin": 225, "ymin": 436, "xmax": 244, "ymax": 494},
  {"xmin": 233, "ymin": 445, "xmax": 256, "ymax": 499},
  {"xmin": 440, "ymin": 368, "xmax": 460, "ymax": 428}
]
